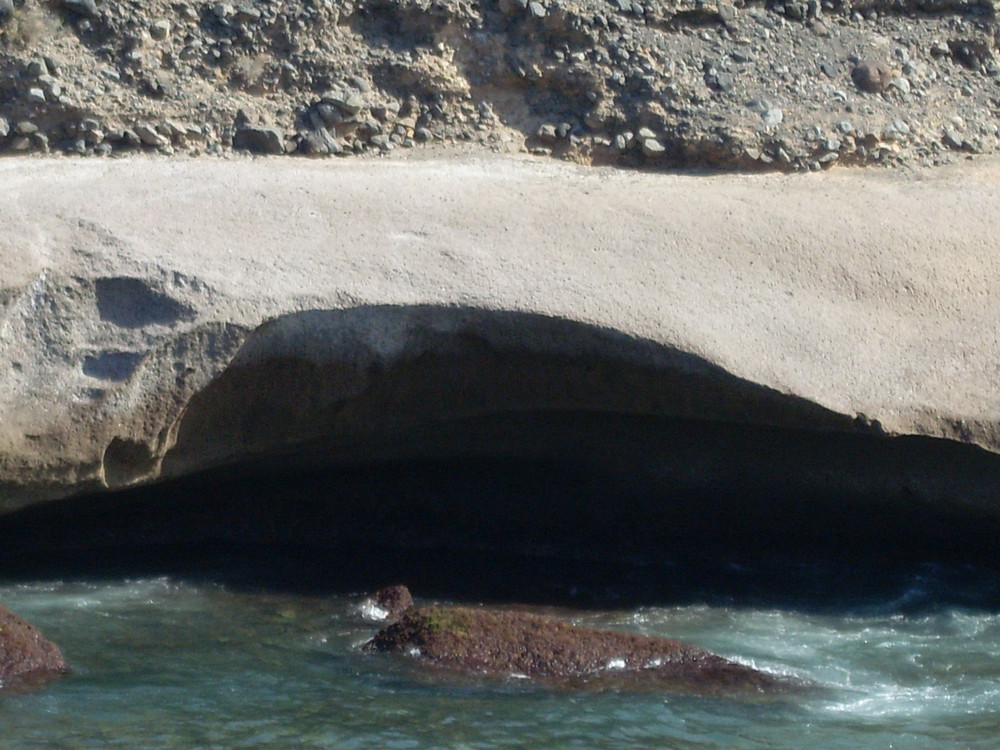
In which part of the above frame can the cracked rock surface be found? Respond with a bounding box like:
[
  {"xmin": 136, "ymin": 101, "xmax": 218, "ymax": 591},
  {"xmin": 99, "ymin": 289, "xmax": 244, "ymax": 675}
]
[{"xmin": 1, "ymin": 0, "xmax": 999, "ymax": 169}]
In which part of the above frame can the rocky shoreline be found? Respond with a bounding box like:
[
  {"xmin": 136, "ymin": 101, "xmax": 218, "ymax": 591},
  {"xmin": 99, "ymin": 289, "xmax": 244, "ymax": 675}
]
[{"xmin": 1, "ymin": 0, "xmax": 999, "ymax": 170}]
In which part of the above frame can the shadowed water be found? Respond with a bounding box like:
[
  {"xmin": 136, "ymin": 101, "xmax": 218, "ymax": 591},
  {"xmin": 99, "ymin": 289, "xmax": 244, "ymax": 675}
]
[{"xmin": 2, "ymin": 544, "xmax": 999, "ymax": 749}]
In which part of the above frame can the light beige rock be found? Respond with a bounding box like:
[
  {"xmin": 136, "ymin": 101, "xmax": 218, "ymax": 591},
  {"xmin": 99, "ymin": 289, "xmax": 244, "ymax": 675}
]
[{"xmin": 1, "ymin": 153, "xmax": 999, "ymax": 515}]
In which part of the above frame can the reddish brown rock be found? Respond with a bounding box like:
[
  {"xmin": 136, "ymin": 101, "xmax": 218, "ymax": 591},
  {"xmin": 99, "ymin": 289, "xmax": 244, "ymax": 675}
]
[
  {"xmin": 366, "ymin": 604, "xmax": 804, "ymax": 695},
  {"xmin": 364, "ymin": 584, "xmax": 415, "ymax": 621},
  {"xmin": 0, "ymin": 603, "xmax": 69, "ymax": 691}
]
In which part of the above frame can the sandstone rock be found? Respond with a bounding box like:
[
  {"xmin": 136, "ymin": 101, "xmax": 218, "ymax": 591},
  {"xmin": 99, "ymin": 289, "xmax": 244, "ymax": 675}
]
[
  {"xmin": 1, "ymin": 156, "xmax": 1000, "ymax": 528},
  {"xmin": 0, "ymin": 603, "xmax": 68, "ymax": 691},
  {"xmin": 365, "ymin": 604, "xmax": 801, "ymax": 694}
]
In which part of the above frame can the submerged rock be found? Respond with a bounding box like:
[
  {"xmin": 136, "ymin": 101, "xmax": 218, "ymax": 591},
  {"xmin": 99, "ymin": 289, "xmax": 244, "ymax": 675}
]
[
  {"xmin": 0, "ymin": 603, "xmax": 69, "ymax": 692},
  {"xmin": 365, "ymin": 599, "xmax": 801, "ymax": 695}
]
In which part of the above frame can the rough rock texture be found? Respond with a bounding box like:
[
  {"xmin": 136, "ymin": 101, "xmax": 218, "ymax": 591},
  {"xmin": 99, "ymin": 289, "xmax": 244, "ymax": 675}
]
[
  {"xmin": 1, "ymin": 154, "xmax": 1000, "ymax": 528},
  {"xmin": 365, "ymin": 585, "xmax": 416, "ymax": 620},
  {"xmin": 0, "ymin": 603, "xmax": 68, "ymax": 691},
  {"xmin": 1, "ymin": 0, "xmax": 999, "ymax": 170},
  {"xmin": 366, "ymin": 603, "xmax": 800, "ymax": 693}
]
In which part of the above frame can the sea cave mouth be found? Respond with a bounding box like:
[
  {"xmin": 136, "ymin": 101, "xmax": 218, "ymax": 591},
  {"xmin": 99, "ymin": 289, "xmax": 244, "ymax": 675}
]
[{"xmin": 3, "ymin": 411, "xmax": 1000, "ymax": 613}]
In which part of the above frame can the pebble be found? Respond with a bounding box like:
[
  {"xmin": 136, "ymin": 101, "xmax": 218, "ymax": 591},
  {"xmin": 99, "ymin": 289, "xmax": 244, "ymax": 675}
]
[
  {"xmin": 0, "ymin": 117, "xmax": 7, "ymax": 137},
  {"xmin": 641, "ymin": 137, "xmax": 665, "ymax": 156},
  {"xmin": 150, "ymin": 20, "xmax": 171, "ymax": 40},
  {"xmin": 761, "ymin": 107, "xmax": 783, "ymax": 127}
]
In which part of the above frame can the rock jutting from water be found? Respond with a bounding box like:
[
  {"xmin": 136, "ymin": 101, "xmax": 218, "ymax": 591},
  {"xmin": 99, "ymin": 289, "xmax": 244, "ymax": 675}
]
[
  {"xmin": 0, "ymin": 603, "xmax": 69, "ymax": 692},
  {"xmin": 364, "ymin": 592, "xmax": 801, "ymax": 695}
]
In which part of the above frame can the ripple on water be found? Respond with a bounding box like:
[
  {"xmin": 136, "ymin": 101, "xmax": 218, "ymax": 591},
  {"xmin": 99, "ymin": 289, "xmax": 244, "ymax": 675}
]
[{"xmin": 1, "ymin": 579, "xmax": 1000, "ymax": 749}]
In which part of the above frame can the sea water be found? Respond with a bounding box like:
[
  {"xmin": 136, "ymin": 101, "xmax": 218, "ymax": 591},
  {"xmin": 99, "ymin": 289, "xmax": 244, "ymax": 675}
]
[{"xmin": 2, "ymin": 551, "xmax": 999, "ymax": 749}]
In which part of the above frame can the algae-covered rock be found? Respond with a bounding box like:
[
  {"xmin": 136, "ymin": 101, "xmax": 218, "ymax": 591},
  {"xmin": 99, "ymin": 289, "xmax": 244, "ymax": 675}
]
[
  {"xmin": 366, "ymin": 603, "xmax": 801, "ymax": 695},
  {"xmin": 0, "ymin": 603, "xmax": 69, "ymax": 692}
]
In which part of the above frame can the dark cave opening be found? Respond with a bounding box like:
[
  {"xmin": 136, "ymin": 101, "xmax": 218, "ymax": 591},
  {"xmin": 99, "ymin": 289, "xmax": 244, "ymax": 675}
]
[{"xmin": 2, "ymin": 411, "xmax": 1000, "ymax": 613}]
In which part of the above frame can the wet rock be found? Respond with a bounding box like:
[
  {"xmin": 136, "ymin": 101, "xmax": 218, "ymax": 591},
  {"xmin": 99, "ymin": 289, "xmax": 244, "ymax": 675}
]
[
  {"xmin": 0, "ymin": 603, "xmax": 68, "ymax": 692},
  {"xmin": 366, "ymin": 604, "xmax": 803, "ymax": 695},
  {"xmin": 362, "ymin": 585, "xmax": 414, "ymax": 621},
  {"xmin": 852, "ymin": 60, "xmax": 894, "ymax": 93}
]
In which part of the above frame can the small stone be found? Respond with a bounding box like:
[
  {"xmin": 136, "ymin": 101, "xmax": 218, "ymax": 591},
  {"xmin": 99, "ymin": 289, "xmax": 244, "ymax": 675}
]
[
  {"xmin": 414, "ymin": 127, "xmax": 432, "ymax": 142},
  {"xmin": 819, "ymin": 61, "xmax": 838, "ymax": 78},
  {"xmin": 150, "ymin": 19, "xmax": 171, "ymax": 40},
  {"xmin": 889, "ymin": 77, "xmax": 910, "ymax": 95},
  {"xmin": 0, "ymin": 117, "xmax": 8, "ymax": 138},
  {"xmin": 26, "ymin": 88, "xmax": 46, "ymax": 104},
  {"xmin": 322, "ymin": 90, "xmax": 365, "ymax": 116},
  {"xmin": 528, "ymin": 0, "xmax": 546, "ymax": 17},
  {"xmin": 27, "ymin": 60, "xmax": 48, "ymax": 77},
  {"xmin": 15, "ymin": 121, "xmax": 38, "ymax": 136},
  {"xmin": 851, "ymin": 60, "xmax": 894, "ymax": 93},
  {"xmin": 537, "ymin": 124, "xmax": 558, "ymax": 142},
  {"xmin": 761, "ymin": 107, "xmax": 783, "ymax": 127},
  {"xmin": 134, "ymin": 123, "xmax": 169, "ymax": 148},
  {"xmin": 641, "ymin": 137, "xmax": 665, "ymax": 157},
  {"xmin": 10, "ymin": 136, "xmax": 31, "ymax": 151}
]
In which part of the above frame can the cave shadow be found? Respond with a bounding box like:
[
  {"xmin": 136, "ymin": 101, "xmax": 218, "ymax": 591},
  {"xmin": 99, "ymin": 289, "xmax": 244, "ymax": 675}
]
[{"xmin": 3, "ymin": 446, "xmax": 1000, "ymax": 616}]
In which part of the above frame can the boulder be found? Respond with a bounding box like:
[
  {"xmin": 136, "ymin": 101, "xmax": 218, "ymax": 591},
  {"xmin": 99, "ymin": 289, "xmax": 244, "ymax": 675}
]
[
  {"xmin": 232, "ymin": 126, "xmax": 285, "ymax": 154},
  {"xmin": 366, "ymin": 603, "xmax": 801, "ymax": 694},
  {"xmin": 0, "ymin": 603, "xmax": 68, "ymax": 691}
]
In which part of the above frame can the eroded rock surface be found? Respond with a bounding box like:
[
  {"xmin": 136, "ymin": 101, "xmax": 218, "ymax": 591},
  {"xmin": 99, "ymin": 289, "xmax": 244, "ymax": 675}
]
[
  {"xmin": 1, "ymin": 155, "xmax": 1000, "ymax": 533},
  {"xmin": 0, "ymin": 603, "xmax": 68, "ymax": 692},
  {"xmin": 366, "ymin": 603, "xmax": 799, "ymax": 694}
]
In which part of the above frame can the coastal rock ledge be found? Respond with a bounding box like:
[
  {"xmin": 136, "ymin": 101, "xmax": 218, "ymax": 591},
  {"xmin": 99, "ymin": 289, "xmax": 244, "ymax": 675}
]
[{"xmin": 2, "ymin": 155, "xmax": 1000, "ymax": 551}]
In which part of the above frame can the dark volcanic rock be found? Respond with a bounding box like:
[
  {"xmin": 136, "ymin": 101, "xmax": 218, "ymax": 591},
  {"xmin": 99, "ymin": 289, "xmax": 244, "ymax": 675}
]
[
  {"xmin": 366, "ymin": 605, "xmax": 801, "ymax": 694},
  {"xmin": 0, "ymin": 603, "xmax": 69, "ymax": 691}
]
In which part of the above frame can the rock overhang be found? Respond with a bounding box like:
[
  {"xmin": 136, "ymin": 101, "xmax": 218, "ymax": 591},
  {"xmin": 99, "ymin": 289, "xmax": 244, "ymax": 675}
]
[{"xmin": 2, "ymin": 155, "xmax": 1000, "ymax": 550}]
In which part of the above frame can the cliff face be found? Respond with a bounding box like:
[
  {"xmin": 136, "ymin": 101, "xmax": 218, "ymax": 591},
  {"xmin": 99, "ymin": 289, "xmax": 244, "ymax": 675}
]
[
  {"xmin": 1, "ymin": 155, "xmax": 1000, "ymax": 531},
  {"xmin": 1, "ymin": 0, "xmax": 999, "ymax": 170}
]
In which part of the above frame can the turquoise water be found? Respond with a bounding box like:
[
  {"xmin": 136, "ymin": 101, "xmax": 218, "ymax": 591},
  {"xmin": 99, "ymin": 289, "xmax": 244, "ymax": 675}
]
[{"xmin": 3, "ymin": 557, "xmax": 999, "ymax": 749}]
